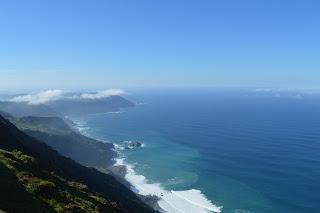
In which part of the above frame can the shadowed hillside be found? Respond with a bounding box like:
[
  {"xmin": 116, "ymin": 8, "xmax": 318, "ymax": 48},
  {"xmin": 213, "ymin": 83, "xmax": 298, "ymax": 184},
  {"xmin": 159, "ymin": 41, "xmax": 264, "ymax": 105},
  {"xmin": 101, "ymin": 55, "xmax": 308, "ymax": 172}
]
[
  {"xmin": 0, "ymin": 115, "xmax": 154, "ymax": 213},
  {"xmin": 1, "ymin": 114, "xmax": 117, "ymax": 169}
]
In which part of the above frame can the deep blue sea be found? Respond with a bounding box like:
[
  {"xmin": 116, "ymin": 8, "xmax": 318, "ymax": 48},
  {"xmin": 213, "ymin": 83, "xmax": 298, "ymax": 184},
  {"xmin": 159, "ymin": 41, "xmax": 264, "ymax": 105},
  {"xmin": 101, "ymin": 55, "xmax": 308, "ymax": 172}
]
[{"xmin": 75, "ymin": 89, "xmax": 320, "ymax": 213}]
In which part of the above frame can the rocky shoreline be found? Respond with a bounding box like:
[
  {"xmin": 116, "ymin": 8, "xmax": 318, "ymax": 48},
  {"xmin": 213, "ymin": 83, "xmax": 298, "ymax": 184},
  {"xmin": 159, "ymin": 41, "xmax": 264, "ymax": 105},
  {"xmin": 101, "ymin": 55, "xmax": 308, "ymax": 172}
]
[{"xmin": 106, "ymin": 147, "xmax": 162, "ymax": 211}]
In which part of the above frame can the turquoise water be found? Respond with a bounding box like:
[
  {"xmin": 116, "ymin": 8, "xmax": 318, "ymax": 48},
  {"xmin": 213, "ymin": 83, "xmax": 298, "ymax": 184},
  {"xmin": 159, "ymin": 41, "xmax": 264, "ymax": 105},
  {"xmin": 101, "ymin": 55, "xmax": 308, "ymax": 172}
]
[{"xmin": 78, "ymin": 89, "xmax": 320, "ymax": 213}]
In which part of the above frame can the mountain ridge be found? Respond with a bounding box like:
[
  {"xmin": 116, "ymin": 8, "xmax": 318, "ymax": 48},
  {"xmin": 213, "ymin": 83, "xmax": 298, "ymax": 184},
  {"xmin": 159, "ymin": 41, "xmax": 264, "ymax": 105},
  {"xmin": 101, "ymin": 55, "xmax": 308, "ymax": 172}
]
[{"xmin": 0, "ymin": 95, "xmax": 135, "ymax": 117}]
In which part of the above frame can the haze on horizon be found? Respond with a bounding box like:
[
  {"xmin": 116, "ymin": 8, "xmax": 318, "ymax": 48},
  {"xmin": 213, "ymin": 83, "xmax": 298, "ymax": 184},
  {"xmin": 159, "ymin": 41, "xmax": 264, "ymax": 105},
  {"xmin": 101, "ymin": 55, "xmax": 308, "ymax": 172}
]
[{"xmin": 0, "ymin": 0, "xmax": 319, "ymax": 90}]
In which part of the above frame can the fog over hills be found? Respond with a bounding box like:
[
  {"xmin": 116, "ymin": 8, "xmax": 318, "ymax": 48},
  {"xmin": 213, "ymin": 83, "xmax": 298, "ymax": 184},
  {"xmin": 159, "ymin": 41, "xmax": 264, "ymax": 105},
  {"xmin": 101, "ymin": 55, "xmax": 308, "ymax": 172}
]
[{"xmin": 0, "ymin": 90, "xmax": 135, "ymax": 117}]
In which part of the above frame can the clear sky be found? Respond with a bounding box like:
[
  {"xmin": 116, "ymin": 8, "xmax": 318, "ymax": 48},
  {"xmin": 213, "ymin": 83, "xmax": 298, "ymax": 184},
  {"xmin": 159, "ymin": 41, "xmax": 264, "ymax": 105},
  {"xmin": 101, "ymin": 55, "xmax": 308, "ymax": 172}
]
[{"xmin": 0, "ymin": 0, "xmax": 319, "ymax": 90}]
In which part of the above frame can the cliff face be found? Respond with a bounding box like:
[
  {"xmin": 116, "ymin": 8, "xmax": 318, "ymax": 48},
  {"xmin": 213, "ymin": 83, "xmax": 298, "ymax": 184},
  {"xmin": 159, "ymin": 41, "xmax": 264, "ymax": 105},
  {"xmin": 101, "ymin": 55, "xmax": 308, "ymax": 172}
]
[{"xmin": 0, "ymin": 115, "xmax": 154, "ymax": 213}]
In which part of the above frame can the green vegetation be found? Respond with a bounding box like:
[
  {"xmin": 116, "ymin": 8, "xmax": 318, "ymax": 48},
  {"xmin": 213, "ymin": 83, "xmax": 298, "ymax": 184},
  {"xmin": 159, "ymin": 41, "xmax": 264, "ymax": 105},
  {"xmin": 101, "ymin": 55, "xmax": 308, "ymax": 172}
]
[
  {"xmin": 0, "ymin": 149, "xmax": 122, "ymax": 213},
  {"xmin": 9, "ymin": 116, "xmax": 73, "ymax": 135},
  {"xmin": 0, "ymin": 115, "xmax": 154, "ymax": 213},
  {"xmin": 2, "ymin": 114, "xmax": 117, "ymax": 169}
]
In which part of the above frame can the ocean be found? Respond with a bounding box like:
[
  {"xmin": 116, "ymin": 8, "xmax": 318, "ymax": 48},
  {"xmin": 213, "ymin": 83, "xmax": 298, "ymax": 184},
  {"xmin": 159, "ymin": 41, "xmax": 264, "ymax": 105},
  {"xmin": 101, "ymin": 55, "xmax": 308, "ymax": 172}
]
[{"xmin": 73, "ymin": 89, "xmax": 320, "ymax": 213}]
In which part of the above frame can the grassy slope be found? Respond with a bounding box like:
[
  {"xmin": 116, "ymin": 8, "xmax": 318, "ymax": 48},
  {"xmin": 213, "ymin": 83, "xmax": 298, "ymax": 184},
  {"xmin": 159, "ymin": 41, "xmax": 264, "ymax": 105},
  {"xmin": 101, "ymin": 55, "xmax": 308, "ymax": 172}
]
[
  {"xmin": 6, "ymin": 115, "xmax": 116, "ymax": 169},
  {"xmin": 0, "ymin": 115, "xmax": 154, "ymax": 213},
  {"xmin": 0, "ymin": 149, "xmax": 122, "ymax": 213},
  {"xmin": 0, "ymin": 157, "xmax": 53, "ymax": 213}
]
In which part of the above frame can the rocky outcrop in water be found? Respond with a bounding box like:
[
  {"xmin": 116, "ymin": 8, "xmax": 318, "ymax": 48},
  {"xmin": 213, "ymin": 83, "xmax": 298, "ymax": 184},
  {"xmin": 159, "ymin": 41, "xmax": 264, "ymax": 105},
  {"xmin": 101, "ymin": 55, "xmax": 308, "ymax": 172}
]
[{"xmin": 126, "ymin": 141, "xmax": 142, "ymax": 149}]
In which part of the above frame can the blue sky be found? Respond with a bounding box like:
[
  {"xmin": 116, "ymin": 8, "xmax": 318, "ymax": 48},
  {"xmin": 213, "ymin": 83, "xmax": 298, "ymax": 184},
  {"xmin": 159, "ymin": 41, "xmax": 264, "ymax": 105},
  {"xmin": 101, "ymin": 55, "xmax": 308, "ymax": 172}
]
[{"xmin": 0, "ymin": 0, "xmax": 319, "ymax": 90}]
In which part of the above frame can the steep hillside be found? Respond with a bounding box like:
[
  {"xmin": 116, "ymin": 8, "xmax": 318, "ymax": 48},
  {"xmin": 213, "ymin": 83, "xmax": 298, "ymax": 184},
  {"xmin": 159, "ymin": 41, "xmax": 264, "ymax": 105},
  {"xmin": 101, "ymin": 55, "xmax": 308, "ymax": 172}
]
[
  {"xmin": 0, "ymin": 115, "xmax": 154, "ymax": 213},
  {"xmin": 3, "ymin": 114, "xmax": 116, "ymax": 169},
  {"xmin": 0, "ymin": 101, "xmax": 59, "ymax": 117},
  {"xmin": 0, "ymin": 149, "xmax": 122, "ymax": 213}
]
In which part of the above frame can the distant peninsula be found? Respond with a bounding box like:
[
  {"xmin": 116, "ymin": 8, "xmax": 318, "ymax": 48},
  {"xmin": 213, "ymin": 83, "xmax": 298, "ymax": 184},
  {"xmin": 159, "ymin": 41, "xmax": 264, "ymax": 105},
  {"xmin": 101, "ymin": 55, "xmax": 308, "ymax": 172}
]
[{"xmin": 0, "ymin": 93, "xmax": 135, "ymax": 117}]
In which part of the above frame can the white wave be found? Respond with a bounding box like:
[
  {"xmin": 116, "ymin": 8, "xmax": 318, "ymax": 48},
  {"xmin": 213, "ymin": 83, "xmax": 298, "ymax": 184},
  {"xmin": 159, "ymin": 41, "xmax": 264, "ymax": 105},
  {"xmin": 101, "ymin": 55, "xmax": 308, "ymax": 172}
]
[
  {"xmin": 113, "ymin": 143, "xmax": 125, "ymax": 151},
  {"xmin": 69, "ymin": 118, "xmax": 221, "ymax": 213},
  {"xmin": 72, "ymin": 120, "xmax": 90, "ymax": 134},
  {"xmin": 77, "ymin": 126, "xmax": 90, "ymax": 133},
  {"xmin": 115, "ymin": 158, "xmax": 222, "ymax": 213},
  {"xmin": 136, "ymin": 102, "xmax": 147, "ymax": 105},
  {"xmin": 107, "ymin": 111, "xmax": 125, "ymax": 114}
]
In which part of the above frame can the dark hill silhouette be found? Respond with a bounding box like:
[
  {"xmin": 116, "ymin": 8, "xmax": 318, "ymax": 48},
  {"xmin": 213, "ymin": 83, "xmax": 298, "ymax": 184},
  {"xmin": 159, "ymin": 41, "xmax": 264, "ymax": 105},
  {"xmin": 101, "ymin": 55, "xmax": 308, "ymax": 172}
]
[{"xmin": 0, "ymin": 115, "xmax": 154, "ymax": 213}]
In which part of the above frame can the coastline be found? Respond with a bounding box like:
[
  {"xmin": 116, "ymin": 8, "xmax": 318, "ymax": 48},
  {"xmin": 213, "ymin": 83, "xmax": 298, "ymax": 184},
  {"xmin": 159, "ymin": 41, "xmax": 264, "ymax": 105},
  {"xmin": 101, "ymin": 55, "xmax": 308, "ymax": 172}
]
[
  {"xmin": 72, "ymin": 118, "xmax": 222, "ymax": 213},
  {"xmin": 112, "ymin": 155, "xmax": 222, "ymax": 213},
  {"xmin": 72, "ymin": 119, "xmax": 163, "ymax": 211}
]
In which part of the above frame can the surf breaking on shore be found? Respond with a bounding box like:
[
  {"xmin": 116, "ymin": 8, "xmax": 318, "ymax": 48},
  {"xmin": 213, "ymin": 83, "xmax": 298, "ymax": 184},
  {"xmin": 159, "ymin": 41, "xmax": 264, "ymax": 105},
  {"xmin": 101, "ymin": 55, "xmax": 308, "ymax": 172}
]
[
  {"xmin": 114, "ymin": 156, "xmax": 222, "ymax": 213},
  {"xmin": 73, "ymin": 119, "xmax": 222, "ymax": 213}
]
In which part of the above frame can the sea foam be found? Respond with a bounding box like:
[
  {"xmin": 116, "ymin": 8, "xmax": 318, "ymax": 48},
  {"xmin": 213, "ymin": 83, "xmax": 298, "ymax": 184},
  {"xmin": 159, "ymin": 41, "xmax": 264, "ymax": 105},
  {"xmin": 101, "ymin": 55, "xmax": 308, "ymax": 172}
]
[
  {"xmin": 70, "ymin": 119, "xmax": 221, "ymax": 212},
  {"xmin": 115, "ymin": 158, "xmax": 222, "ymax": 213},
  {"xmin": 73, "ymin": 120, "xmax": 90, "ymax": 134}
]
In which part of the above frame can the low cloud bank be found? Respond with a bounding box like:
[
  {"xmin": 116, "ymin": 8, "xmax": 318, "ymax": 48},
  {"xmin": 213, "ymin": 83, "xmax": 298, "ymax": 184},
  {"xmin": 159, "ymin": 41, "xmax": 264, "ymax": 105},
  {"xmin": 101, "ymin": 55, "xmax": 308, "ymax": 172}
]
[
  {"xmin": 253, "ymin": 88, "xmax": 320, "ymax": 99},
  {"xmin": 9, "ymin": 89, "xmax": 125, "ymax": 105},
  {"xmin": 80, "ymin": 89, "xmax": 124, "ymax": 99},
  {"xmin": 10, "ymin": 90, "xmax": 65, "ymax": 105}
]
